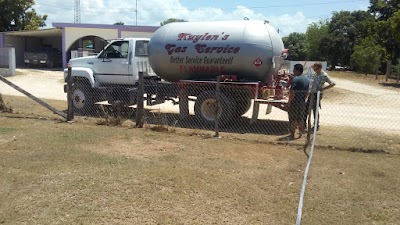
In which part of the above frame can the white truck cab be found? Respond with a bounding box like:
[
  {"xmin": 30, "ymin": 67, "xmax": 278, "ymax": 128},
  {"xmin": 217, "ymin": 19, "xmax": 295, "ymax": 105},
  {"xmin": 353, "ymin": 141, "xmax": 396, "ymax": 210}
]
[
  {"xmin": 64, "ymin": 38, "xmax": 157, "ymax": 113},
  {"xmin": 65, "ymin": 38, "xmax": 156, "ymax": 88}
]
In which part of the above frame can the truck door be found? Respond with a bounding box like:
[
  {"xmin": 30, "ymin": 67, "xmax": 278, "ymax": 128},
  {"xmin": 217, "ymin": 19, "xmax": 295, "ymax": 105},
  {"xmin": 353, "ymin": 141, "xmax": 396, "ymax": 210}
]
[{"xmin": 93, "ymin": 40, "xmax": 131, "ymax": 85}]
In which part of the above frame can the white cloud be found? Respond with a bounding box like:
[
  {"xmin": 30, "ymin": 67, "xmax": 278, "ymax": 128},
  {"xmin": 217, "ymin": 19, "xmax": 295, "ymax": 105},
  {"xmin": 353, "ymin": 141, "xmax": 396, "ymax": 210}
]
[
  {"xmin": 33, "ymin": 0, "xmax": 313, "ymax": 34},
  {"xmin": 269, "ymin": 12, "xmax": 317, "ymax": 36}
]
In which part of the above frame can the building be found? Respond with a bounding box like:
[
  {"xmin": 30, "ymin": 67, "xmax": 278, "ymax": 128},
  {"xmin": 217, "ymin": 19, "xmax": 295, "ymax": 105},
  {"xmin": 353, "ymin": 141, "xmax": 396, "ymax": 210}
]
[{"xmin": 0, "ymin": 23, "xmax": 159, "ymax": 69}]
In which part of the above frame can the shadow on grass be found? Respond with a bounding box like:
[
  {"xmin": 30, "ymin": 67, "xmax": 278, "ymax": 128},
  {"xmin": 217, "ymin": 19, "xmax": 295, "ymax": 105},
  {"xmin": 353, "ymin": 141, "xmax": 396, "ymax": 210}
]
[
  {"xmin": 145, "ymin": 112, "xmax": 290, "ymax": 136},
  {"xmin": 72, "ymin": 104, "xmax": 290, "ymax": 136}
]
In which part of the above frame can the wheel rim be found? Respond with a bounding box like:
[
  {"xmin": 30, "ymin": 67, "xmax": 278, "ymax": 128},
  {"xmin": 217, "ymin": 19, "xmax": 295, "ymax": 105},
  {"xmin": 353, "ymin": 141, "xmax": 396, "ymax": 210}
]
[
  {"xmin": 73, "ymin": 89, "xmax": 86, "ymax": 109},
  {"xmin": 200, "ymin": 99, "xmax": 220, "ymax": 121}
]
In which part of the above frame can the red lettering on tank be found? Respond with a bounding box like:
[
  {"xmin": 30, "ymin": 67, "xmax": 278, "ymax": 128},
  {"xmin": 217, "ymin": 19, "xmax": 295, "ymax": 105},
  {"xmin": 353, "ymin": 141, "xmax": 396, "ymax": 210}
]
[
  {"xmin": 177, "ymin": 33, "xmax": 188, "ymax": 41},
  {"xmin": 165, "ymin": 44, "xmax": 187, "ymax": 55},
  {"xmin": 177, "ymin": 33, "xmax": 223, "ymax": 42},
  {"xmin": 179, "ymin": 65, "xmax": 186, "ymax": 73},
  {"xmin": 195, "ymin": 44, "xmax": 240, "ymax": 54},
  {"xmin": 189, "ymin": 65, "xmax": 226, "ymax": 73},
  {"xmin": 200, "ymin": 33, "xmax": 209, "ymax": 40}
]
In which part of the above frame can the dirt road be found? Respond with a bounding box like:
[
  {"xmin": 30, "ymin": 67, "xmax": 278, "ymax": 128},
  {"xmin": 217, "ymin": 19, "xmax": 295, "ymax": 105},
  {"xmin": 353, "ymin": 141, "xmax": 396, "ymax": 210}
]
[
  {"xmin": 0, "ymin": 69, "xmax": 66, "ymax": 101},
  {"xmin": 1, "ymin": 69, "xmax": 399, "ymax": 132}
]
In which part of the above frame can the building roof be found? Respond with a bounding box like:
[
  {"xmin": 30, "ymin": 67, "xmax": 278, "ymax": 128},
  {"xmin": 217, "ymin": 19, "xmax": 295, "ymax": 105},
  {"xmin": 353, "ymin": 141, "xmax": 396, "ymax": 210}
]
[
  {"xmin": 52, "ymin": 23, "xmax": 159, "ymax": 32},
  {"xmin": 1, "ymin": 23, "xmax": 159, "ymax": 38},
  {"xmin": 2, "ymin": 28, "xmax": 62, "ymax": 37}
]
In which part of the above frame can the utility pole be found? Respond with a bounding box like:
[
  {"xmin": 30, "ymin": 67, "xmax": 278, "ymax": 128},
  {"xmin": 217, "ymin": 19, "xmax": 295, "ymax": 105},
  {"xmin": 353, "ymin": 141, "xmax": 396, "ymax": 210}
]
[
  {"xmin": 74, "ymin": 0, "xmax": 81, "ymax": 23},
  {"xmin": 135, "ymin": 0, "xmax": 138, "ymax": 26}
]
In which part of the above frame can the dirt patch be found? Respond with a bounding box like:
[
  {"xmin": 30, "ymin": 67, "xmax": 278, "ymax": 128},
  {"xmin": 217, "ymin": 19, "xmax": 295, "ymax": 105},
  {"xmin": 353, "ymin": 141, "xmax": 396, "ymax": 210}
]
[
  {"xmin": 0, "ymin": 94, "xmax": 12, "ymax": 113},
  {"xmin": 86, "ymin": 137, "xmax": 185, "ymax": 159},
  {"xmin": 323, "ymin": 87, "xmax": 355, "ymax": 102}
]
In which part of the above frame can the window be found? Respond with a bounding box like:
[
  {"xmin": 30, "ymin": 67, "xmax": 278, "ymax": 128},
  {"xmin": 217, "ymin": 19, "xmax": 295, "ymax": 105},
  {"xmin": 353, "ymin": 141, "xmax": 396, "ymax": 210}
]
[
  {"xmin": 135, "ymin": 41, "xmax": 149, "ymax": 56},
  {"xmin": 101, "ymin": 41, "xmax": 129, "ymax": 58}
]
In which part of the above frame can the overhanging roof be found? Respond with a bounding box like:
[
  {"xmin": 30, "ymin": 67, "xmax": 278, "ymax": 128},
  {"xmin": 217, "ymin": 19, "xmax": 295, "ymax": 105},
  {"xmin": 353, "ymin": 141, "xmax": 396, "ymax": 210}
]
[
  {"xmin": 53, "ymin": 23, "xmax": 159, "ymax": 33},
  {"xmin": 4, "ymin": 28, "xmax": 62, "ymax": 38}
]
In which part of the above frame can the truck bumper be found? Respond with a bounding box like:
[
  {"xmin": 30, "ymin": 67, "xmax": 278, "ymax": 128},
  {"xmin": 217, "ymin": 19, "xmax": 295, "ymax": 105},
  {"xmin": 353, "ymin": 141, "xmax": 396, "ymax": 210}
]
[{"xmin": 25, "ymin": 60, "xmax": 47, "ymax": 65}]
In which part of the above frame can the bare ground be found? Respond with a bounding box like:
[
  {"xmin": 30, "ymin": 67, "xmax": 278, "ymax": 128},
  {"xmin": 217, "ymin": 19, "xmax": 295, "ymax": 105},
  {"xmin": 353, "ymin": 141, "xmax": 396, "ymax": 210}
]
[
  {"xmin": 0, "ymin": 69, "xmax": 400, "ymax": 224},
  {"xmin": 0, "ymin": 116, "xmax": 400, "ymax": 225}
]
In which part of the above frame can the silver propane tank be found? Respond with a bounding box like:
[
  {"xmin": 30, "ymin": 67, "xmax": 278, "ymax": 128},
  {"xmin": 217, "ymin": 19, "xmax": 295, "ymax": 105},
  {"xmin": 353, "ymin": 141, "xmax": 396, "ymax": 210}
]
[{"xmin": 149, "ymin": 20, "xmax": 285, "ymax": 82}]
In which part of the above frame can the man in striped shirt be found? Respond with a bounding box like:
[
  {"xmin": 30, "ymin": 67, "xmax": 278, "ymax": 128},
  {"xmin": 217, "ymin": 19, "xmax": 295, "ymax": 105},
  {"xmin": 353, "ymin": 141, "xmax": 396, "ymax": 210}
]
[{"xmin": 306, "ymin": 62, "xmax": 336, "ymax": 131}]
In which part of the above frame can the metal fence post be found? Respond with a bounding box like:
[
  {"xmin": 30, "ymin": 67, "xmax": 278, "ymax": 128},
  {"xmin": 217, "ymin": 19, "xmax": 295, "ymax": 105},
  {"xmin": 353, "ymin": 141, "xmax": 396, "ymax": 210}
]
[
  {"xmin": 386, "ymin": 60, "xmax": 392, "ymax": 82},
  {"xmin": 305, "ymin": 90, "xmax": 315, "ymax": 150},
  {"xmin": 397, "ymin": 59, "xmax": 400, "ymax": 83},
  {"xmin": 135, "ymin": 72, "xmax": 144, "ymax": 128},
  {"xmin": 214, "ymin": 75, "xmax": 221, "ymax": 138},
  {"xmin": 66, "ymin": 65, "xmax": 74, "ymax": 121}
]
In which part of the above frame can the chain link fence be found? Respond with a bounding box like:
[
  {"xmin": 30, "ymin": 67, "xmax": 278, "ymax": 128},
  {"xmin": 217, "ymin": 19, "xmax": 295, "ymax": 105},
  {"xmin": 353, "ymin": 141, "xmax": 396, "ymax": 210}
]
[{"xmin": 1, "ymin": 69, "xmax": 399, "ymax": 154}]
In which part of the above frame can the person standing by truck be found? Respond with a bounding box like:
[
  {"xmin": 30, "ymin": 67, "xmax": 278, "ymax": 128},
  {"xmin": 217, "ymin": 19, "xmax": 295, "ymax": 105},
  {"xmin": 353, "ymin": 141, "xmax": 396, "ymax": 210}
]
[
  {"xmin": 306, "ymin": 62, "xmax": 336, "ymax": 131},
  {"xmin": 287, "ymin": 64, "xmax": 310, "ymax": 139}
]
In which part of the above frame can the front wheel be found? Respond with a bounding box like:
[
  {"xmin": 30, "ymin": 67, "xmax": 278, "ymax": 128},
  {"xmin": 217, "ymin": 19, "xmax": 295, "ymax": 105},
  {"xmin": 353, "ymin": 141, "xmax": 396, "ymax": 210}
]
[
  {"xmin": 194, "ymin": 91, "xmax": 234, "ymax": 125},
  {"xmin": 72, "ymin": 83, "xmax": 95, "ymax": 114}
]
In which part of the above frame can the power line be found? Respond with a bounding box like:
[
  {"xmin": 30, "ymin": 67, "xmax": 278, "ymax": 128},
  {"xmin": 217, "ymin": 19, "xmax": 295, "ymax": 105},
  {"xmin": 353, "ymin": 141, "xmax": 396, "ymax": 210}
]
[{"xmin": 35, "ymin": 0, "xmax": 368, "ymax": 12}]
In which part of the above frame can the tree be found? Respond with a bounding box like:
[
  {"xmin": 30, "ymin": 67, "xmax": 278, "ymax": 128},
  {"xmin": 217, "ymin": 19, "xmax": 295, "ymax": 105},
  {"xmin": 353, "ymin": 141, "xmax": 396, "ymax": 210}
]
[
  {"xmin": 282, "ymin": 32, "xmax": 307, "ymax": 61},
  {"xmin": 369, "ymin": 0, "xmax": 400, "ymax": 20},
  {"xmin": 160, "ymin": 18, "xmax": 187, "ymax": 26},
  {"xmin": 350, "ymin": 37, "xmax": 386, "ymax": 74},
  {"xmin": 305, "ymin": 20, "xmax": 329, "ymax": 61},
  {"xmin": 114, "ymin": 21, "xmax": 125, "ymax": 25},
  {"xmin": 0, "ymin": 0, "xmax": 47, "ymax": 31},
  {"xmin": 388, "ymin": 11, "xmax": 400, "ymax": 42},
  {"xmin": 369, "ymin": 0, "xmax": 400, "ymax": 60},
  {"xmin": 323, "ymin": 10, "xmax": 375, "ymax": 67}
]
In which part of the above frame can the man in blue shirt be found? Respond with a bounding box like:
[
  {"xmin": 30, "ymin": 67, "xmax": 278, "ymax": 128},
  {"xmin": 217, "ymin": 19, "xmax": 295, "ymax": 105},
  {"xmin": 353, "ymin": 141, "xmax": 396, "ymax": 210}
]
[{"xmin": 288, "ymin": 64, "xmax": 310, "ymax": 139}]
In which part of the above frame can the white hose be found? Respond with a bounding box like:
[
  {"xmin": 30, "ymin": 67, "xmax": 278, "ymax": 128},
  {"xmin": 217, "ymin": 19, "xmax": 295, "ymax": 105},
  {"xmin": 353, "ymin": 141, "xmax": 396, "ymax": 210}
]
[{"xmin": 296, "ymin": 91, "xmax": 321, "ymax": 225}]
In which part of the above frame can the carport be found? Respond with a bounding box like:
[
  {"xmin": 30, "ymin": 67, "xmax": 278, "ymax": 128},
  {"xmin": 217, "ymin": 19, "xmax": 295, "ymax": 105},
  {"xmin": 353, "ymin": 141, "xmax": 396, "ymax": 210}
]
[
  {"xmin": 1, "ymin": 23, "xmax": 159, "ymax": 69},
  {"xmin": 53, "ymin": 23, "xmax": 159, "ymax": 69},
  {"xmin": 1, "ymin": 28, "xmax": 62, "ymax": 67}
]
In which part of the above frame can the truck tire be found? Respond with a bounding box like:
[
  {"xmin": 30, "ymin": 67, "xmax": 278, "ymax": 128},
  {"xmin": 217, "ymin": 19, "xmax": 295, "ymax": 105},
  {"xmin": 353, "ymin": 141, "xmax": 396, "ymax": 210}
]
[
  {"xmin": 234, "ymin": 97, "xmax": 252, "ymax": 116},
  {"xmin": 194, "ymin": 91, "xmax": 234, "ymax": 125},
  {"xmin": 72, "ymin": 82, "xmax": 95, "ymax": 114}
]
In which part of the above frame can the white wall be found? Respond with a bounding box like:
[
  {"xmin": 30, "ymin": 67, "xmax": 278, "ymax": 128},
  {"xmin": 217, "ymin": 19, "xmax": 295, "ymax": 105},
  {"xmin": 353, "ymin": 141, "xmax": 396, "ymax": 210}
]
[{"xmin": 121, "ymin": 31, "xmax": 153, "ymax": 38}]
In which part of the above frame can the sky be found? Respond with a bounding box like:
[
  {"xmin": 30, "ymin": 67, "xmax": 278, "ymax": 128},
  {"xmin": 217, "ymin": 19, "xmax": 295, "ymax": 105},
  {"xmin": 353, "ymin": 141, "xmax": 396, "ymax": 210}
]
[{"xmin": 33, "ymin": 0, "xmax": 370, "ymax": 36}]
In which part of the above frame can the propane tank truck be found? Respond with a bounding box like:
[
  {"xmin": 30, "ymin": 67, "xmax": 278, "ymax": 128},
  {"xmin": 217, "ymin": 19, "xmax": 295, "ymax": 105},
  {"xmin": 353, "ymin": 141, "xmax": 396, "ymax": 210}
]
[{"xmin": 64, "ymin": 20, "xmax": 289, "ymax": 124}]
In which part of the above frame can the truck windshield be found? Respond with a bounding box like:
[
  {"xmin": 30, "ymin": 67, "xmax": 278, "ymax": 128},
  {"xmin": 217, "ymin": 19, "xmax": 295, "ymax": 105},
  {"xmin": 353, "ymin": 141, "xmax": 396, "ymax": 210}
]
[
  {"xmin": 100, "ymin": 41, "xmax": 129, "ymax": 58},
  {"xmin": 135, "ymin": 41, "xmax": 149, "ymax": 56}
]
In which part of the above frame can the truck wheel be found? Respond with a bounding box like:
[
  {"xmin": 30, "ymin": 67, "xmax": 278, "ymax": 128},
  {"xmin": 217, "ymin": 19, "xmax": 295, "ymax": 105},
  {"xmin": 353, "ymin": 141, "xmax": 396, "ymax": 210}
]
[
  {"xmin": 234, "ymin": 97, "xmax": 252, "ymax": 116},
  {"xmin": 72, "ymin": 83, "xmax": 95, "ymax": 114},
  {"xmin": 194, "ymin": 91, "xmax": 234, "ymax": 125}
]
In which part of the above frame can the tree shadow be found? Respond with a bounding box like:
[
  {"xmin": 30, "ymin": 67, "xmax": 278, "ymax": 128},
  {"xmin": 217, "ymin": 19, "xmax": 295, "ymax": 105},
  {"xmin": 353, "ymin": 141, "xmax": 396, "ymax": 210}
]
[{"xmin": 379, "ymin": 82, "xmax": 400, "ymax": 88}]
